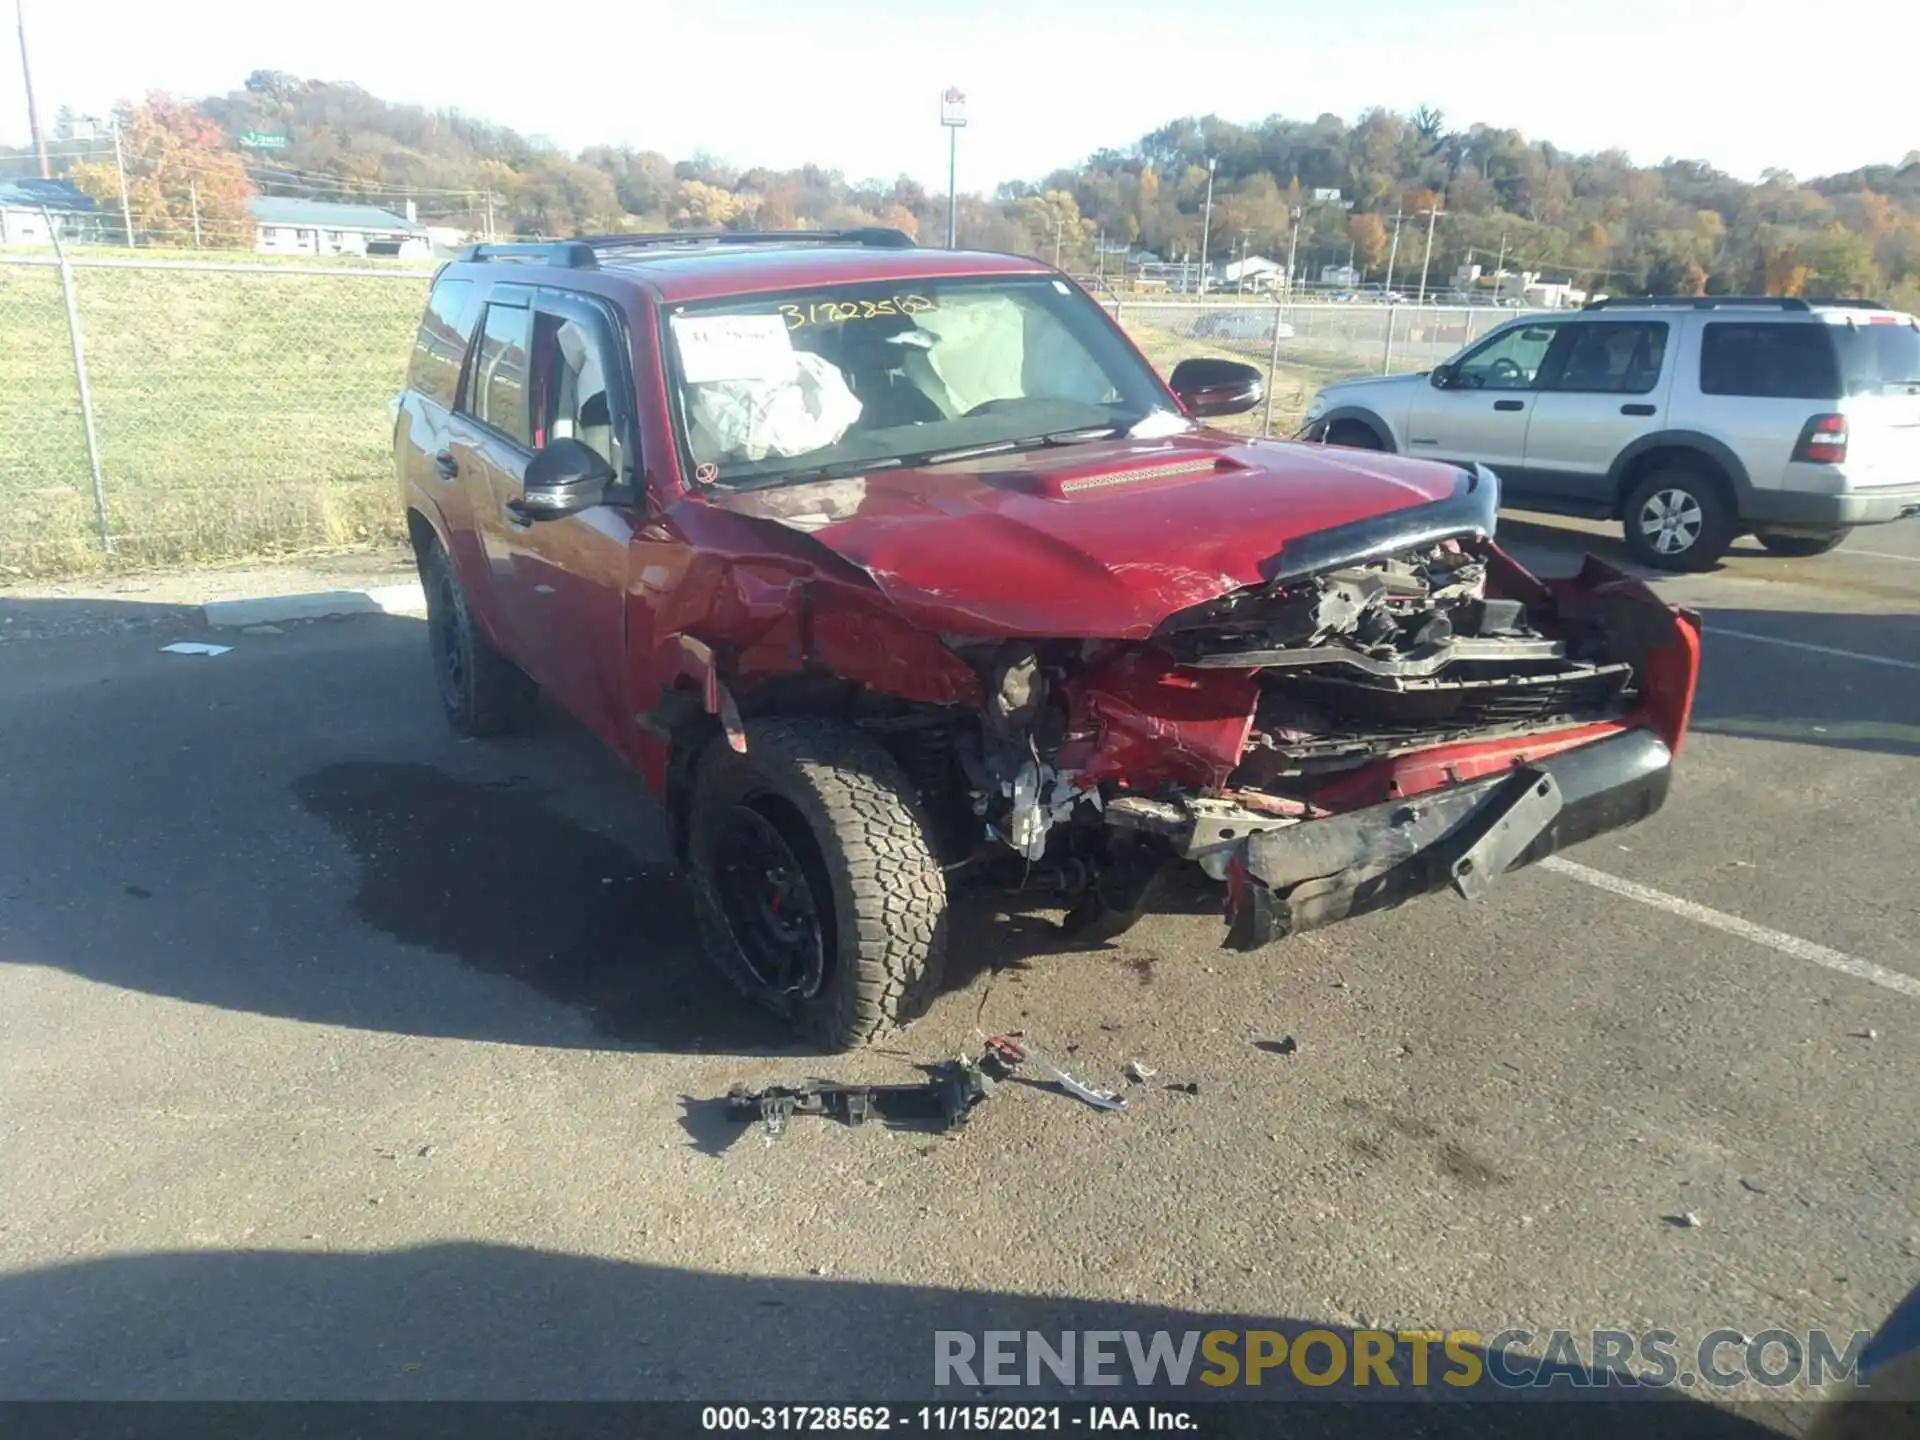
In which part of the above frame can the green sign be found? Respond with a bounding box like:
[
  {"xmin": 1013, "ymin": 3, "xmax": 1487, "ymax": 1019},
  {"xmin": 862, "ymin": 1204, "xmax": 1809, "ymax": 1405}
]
[{"xmin": 238, "ymin": 132, "xmax": 289, "ymax": 150}]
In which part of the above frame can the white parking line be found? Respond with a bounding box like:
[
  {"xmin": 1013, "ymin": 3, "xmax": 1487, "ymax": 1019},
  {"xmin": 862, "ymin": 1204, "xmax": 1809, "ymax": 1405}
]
[
  {"xmin": 1838, "ymin": 547, "xmax": 1920, "ymax": 565},
  {"xmin": 1704, "ymin": 626, "xmax": 1920, "ymax": 674},
  {"xmin": 1540, "ymin": 856, "xmax": 1920, "ymax": 1000}
]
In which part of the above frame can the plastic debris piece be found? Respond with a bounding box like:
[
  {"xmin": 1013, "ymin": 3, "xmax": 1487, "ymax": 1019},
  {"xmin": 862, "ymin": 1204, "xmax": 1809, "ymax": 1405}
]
[
  {"xmin": 1127, "ymin": 1060, "xmax": 1156, "ymax": 1082},
  {"xmin": 989, "ymin": 1034, "xmax": 1126, "ymax": 1112},
  {"xmin": 160, "ymin": 642, "xmax": 231, "ymax": 657},
  {"xmin": 1666, "ymin": 1211, "xmax": 1703, "ymax": 1229},
  {"xmin": 1165, "ymin": 1081, "xmax": 1200, "ymax": 1096}
]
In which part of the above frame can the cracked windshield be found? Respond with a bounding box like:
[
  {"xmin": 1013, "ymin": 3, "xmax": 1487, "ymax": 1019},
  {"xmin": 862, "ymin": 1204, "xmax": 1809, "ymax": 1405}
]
[{"xmin": 667, "ymin": 275, "xmax": 1180, "ymax": 488}]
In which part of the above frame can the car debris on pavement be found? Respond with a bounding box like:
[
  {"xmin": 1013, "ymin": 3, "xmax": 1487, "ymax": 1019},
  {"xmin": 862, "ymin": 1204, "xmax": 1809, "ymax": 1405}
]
[
  {"xmin": 725, "ymin": 1034, "xmax": 1127, "ymax": 1140},
  {"xmin": 159, "ymin": 642, "xmax": 232, "ymax": 657}
]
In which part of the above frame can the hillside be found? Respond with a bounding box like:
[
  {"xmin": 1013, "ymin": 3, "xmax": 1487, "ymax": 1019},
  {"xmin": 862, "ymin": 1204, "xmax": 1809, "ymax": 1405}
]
[{"xmin": 8, "ymin": 70, "xmax": 1918, "ymax": 307}]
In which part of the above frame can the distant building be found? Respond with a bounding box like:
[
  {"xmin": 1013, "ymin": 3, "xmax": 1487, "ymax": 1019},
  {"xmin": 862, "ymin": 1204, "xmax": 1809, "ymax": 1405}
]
[
  {"xmin": 0, "ymin": 178, "xmax": 101, "ymax": 247},
  {"xmin": 249, "ymin": 196, "xmax": 431, "ymax": 258},
  {"xmin": 1319, "ymin": 264, "xmax": 1361, "ymax": 287},
  {"xmin": 1214, "ymin": 255, "xmax": 1283, "ymax": 289}
]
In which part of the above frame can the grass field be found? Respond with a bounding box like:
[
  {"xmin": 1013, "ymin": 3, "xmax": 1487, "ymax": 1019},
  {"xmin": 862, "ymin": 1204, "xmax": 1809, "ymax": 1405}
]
[
  {"xmin": 0, "ymin": 261, "xmax": 1386, "ymax": 579},
  {"xmin": 0, "ymin": 258, "xmax": 431, "ymax": 577}
]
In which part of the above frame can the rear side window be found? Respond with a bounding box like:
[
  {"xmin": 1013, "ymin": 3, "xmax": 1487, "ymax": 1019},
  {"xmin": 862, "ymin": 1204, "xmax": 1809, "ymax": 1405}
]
[
  {"xmin": 1829, "ymin": 318, "xmax": 1920, "ymax": 394},
  {"xmin": 408, "ymin": 278, "xmax": 476, "ymax": 409},
  {"xmin": 1549, "ymin": 321, "xmax": 1668, "ymax": 394},
  {"xmin": 1699, "ymin": 323, "xmax": 1840, "ymax": 399},
  {"xmin": 464, "ymin": 303, "xmax": 534, "ymax": 447}
]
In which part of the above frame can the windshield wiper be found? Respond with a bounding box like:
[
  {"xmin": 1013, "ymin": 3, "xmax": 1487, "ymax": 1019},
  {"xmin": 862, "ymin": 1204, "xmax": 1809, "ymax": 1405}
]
[{"xmin": 709, "ymin": 426, "xmax": 1128, "ymax": 492}]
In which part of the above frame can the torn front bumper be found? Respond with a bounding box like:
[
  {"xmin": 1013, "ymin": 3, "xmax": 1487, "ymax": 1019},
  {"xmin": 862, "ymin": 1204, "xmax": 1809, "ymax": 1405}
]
[{"xmin": 1216, "ymin": 728, "xmax": 1673, "ymax": 949}]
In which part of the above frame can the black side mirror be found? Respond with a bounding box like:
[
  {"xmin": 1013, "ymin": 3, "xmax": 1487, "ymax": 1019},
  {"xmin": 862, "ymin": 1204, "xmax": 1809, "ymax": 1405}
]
[
  {"xmin": 518, "ymin": 438, "xmax": 615, "ymax": 520},
  {"xmin": 1168, "ymin": 358, "xmax": 1264, "ymax": 417},
  {"xmin": 1429, "ymin": 363, "xmax": 1454, "ymax": 389}
]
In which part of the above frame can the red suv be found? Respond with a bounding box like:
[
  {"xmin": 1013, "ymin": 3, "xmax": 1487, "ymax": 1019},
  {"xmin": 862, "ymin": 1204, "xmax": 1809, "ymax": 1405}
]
[{"xmin": 395, "ymin": 228, "xmax": 1701, "ymax": 1050}]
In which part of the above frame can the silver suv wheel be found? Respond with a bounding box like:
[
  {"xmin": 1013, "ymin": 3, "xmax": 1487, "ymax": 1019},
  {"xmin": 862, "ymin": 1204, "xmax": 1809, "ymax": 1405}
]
[{"xmin": 1637, "ymin": 488, "xmax": 1705, "ymax": 556}]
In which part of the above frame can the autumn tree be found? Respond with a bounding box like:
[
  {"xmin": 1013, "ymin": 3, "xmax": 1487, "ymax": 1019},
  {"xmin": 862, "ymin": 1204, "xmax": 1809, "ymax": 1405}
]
[
  {"xmin": 1348, "ymin": 212, "xmax": 1388, "ymax": 271},
  {"xmin": 70, "ymin": 93, "xmax": 253, "ymax": 247}
]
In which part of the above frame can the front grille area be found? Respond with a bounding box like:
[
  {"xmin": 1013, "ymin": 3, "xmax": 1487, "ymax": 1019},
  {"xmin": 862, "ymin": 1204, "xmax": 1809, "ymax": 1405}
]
[{"xmin": 1267, "ymin": 661, "xmax": 1636, "ymax": 733}]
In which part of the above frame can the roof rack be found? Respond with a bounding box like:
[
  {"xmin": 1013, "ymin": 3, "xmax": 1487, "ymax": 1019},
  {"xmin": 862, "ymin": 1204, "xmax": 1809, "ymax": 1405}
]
[
  {"xmin": 1804, "ymin": 298, "xmax": 1890, "ymax": 310},
  {"xmin": 458, "ymin": 227, "xmax": 918, "ymax": 270},
  {"xmin": 1583, "ymin": 296, "xmax": 1814, "ymax": 311}
]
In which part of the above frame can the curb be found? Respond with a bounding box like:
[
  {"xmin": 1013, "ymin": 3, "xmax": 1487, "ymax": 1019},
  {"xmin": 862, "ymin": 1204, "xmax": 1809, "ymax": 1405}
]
[{"xmin": 203, "ymin": 582, "xmax": 426, "ymax": 629}]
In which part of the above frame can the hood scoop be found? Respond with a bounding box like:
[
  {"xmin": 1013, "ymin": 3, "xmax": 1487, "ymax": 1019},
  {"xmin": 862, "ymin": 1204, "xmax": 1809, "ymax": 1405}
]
[{"xmin": 1029, "ymin": 454, "xmax": 1249, "ymax": 500}]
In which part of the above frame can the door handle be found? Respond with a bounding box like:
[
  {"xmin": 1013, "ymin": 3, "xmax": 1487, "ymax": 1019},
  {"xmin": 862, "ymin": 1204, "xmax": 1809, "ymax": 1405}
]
[
  {"xmin": 1620, "ymin": 403, "xmax": 1657, "ymax": 416},
  {"xmin": 1493, "ymin": 399, "xmax": 1525, "ymax": 412},
  {"xmin": 433, "ymin": 450, "xmax": 459, "ymax": 479}
]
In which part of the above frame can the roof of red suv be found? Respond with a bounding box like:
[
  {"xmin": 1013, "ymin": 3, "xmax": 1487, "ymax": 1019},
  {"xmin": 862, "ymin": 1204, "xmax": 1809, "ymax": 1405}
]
[{"xmin": 455, "ymin": 237, "xmax": 1054, "ymax": 305}]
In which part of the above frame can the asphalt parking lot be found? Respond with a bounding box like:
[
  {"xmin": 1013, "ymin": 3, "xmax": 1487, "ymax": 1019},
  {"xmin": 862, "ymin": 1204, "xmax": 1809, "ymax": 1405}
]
[{"xmin": 1, "ymin": 514, "xmax": 1915, "ymax": 1431}]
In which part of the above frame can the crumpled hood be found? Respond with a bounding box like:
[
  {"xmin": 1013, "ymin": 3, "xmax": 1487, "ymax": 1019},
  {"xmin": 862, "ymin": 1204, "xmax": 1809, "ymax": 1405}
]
[{"xmin": 709, "ymin": 433, "xmax": 1472, "ymax": 638}]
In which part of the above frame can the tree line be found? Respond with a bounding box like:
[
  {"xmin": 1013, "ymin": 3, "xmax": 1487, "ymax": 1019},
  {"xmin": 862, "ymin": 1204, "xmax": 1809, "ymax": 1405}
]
[{"xmin": 7, "ymin": 71, "xmax": 1916, "ymax": 309}]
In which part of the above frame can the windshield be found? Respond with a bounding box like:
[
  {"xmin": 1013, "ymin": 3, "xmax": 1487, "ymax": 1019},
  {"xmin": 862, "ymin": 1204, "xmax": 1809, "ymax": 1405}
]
[
  {"xmin": 1831, "ymin": 316, "xmax": 1920, "ymax": 393},
  {"xmin": 662, "ymin": 275, "xmax": 1176, "ymax": 489}
]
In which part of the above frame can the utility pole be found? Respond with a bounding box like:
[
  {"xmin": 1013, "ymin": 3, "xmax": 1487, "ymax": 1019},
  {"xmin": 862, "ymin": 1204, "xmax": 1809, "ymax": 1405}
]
[
  {"xmin": 110, "ymin": 114, "xmax": 132, "ymax": 246},
  {"xmin": 1284, "ymin": 207, "xmax": 1301, "ymax": 299},
  {"xmin": 16, "ymin": 0, "xmax": 48, "ymax": 178},
  {"xmin": 484, "ymin": 189, "xmax": 496, "ymax": 241},
  {"xmin": 1384, "ymin": 211, "xmax": 1406, "ymax": 296},
  {"xmin": 1492, "ymin": 230, "xmax": 1508, "ymax": 305},
  {"xmin": 1416, "ymin": 203, "xmax": 1445, "ymax": 305},
  {"xmin": 1196, "ymin": 156, "xmax": 1217, "ymax": 296},
  {"xmin": 189, "ymin": 178, "xmax": 202, "ymax": 248}
]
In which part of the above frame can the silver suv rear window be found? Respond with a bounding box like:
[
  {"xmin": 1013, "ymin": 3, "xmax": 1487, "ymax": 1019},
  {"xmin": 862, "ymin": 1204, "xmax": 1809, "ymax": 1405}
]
[
  {"xmin": 1699, "ymin": 323, "xmax": 1839, "ymax": 399},
  {"xmin": 1829, "ymin": 319, "xmax": 1920, "ymax": 394}
]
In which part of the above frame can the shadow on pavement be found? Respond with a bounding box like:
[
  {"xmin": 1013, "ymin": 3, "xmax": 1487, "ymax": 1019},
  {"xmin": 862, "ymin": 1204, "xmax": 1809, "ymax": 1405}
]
[
  {"xmin": 0, "ymin": 595, "xmax": 795, "ymax": 1057},
  {"xmin": 0, "ymin": 1242, "xmax": 1798, "ymax": 1434}
]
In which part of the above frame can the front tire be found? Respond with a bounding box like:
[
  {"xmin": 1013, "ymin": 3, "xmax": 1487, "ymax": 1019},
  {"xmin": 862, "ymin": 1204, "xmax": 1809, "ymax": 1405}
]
[
  {"xmin": 420, "ymin": 543, "xmax": 539, "ymax": 735},
  {"xmin": 686, "ymin": 716, "xmax": 949, "ymax": 1051},
  {"xmin": 1325, "ymin": 420, "xmax": 1384, "ymax": 451},
  {"xmin": 1757, "ymin": 527, "xmax": 1851, "ymax": 558},
  {"xmin": 1622, "ymin": 469, "xmax": 1735, "ymax": 571}
]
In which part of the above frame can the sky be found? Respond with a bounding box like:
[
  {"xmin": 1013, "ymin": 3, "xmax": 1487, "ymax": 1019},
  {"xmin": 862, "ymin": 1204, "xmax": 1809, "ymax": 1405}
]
[{"xmin": 3, "ymin": 0, "xmax": 1913, "ymax": 193}]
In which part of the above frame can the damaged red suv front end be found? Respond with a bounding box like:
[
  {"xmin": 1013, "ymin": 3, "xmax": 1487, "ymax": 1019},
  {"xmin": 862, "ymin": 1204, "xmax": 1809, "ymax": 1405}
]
[{"xmin": 704, "ymin": 431, "xmax": 1699, "ymax": 950}]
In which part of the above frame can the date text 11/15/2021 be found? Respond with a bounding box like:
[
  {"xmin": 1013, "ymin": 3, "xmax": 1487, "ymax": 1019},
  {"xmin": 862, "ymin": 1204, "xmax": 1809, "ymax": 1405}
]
[{"xmin": 701, "ymin": 1405, "xmax": 1196, "ymax": 1431}]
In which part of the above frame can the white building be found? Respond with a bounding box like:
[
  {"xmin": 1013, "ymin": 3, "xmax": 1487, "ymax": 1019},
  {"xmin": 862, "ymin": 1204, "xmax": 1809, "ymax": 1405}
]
[
  {"xmin": 1213, "ymin": 255, "xmax": 1284, "ymax": 290},
  {"xmin": 0, "ymin": 179, "xmax": 102, "ymax": 247},
  {"xmin": 249, "ymin": 197, "xmax": 432, "ymax": 258}
]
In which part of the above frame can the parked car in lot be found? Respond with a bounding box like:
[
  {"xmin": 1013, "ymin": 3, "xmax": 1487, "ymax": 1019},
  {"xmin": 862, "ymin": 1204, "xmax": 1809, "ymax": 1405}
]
[
  {"xmin": 1190, "ymin": 308, "xmax": 1297, "ymax": 343},
  {"xmin": 395, "ymin": 229, "xmax": 1700, "ymax": 1048},
  {"xmin": 1300, "ymin": 296, "xmax": 1920, "ymax": 569}
]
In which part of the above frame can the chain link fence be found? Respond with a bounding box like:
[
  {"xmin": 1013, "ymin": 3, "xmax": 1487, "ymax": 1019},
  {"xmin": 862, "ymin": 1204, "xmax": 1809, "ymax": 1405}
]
[
  {"xmin": 0, "ymin": 254, "xmax": 432, "ymax": 577},
  {"xmin": 1, "ymin": 256, "xmax": 1560, "ymax": 579}
]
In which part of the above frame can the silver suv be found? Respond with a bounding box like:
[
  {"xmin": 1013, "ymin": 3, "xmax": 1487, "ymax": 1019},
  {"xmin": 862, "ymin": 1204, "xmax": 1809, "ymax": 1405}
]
[{"xmin": 1300, "ymin": 297, "xmax": 1920, "ymax": 569}]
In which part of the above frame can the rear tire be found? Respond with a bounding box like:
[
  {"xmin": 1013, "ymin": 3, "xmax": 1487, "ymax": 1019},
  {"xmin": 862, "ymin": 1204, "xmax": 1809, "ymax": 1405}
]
[
  {"xmin": 686, "ymin": 715, "xmax": 949, "ymax": 1051},
  {"xmin": 420, "ymin": 543, "xmax": 539, "ymax": 736},
  {"xmin": 1622, "ymin": 469, "xmax": 1735, "ymax": 571},
  {"xmin": 1757, "ymin": 527, "xmax": 1851, "ymax": 558}
]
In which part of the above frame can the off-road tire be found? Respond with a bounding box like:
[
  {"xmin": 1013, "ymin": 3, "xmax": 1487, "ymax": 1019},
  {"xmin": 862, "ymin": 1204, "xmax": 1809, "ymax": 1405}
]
[
  {"xmin": 1757, "ymin": 527, "xmax": 1852, "ymax": 558},
  {"xmin": 1622, "ymin": 468, "xmax": 1736, "ymax": 572},
  {"xmin": 686, "ymin": 715, "xmax": 949, "ymax": 1051},
  {"xmin": 420, "ymin": 542, "xmax": 539, "ymax": 736}
]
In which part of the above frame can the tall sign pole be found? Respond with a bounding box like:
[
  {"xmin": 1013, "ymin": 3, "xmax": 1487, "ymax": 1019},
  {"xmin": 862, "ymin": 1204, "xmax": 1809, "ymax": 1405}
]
[
  {"xmin": 940, "ymin": 86, "xmax": 967, "ymax": 249},
  {"xmin": 1197, "ymin": 156, "xmax": 1216, "ymax": 295},
  {"xmin": 16, "ymin": 0, "xmax": 48, "ymax": 178}
]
